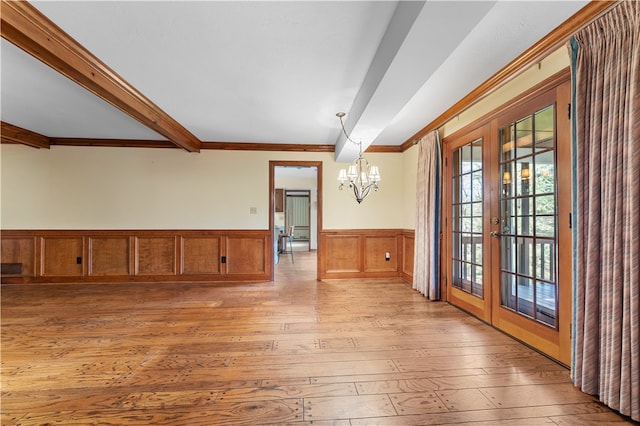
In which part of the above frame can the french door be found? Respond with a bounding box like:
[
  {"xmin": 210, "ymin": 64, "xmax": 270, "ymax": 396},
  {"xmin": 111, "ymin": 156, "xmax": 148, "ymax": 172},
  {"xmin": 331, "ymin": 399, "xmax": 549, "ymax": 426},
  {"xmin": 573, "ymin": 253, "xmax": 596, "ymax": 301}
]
[
  {"xmin": 444, "ymin": 78, "xmax": 572, "ymax": 365},
  {"xmin": 447, "ymin": 125, "xmax": 493, "ymax": 323}
]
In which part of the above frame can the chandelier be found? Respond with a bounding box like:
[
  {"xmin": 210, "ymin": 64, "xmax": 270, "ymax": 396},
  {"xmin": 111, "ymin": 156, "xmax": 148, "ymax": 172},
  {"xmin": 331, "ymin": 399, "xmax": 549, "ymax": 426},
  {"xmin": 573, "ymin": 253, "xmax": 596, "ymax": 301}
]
[{"xmin": 336, "ymin": 112, "xmax": 381, "ymax": 204}]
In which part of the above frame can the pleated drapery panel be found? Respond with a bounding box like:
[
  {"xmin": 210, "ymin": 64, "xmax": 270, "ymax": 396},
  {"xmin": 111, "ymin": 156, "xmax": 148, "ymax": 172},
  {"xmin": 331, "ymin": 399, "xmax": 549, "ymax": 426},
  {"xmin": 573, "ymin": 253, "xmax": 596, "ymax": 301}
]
[
  {"xmin": 287, "ymin": 196, "xmax": 309, "ymax": 227},
  {"xmin": 570, "ymin": 1, "xmax": 640, "ymax": 421},
  {"xmin": 413, "ymin": 130, "xmax": 441, "ymax": 300}
]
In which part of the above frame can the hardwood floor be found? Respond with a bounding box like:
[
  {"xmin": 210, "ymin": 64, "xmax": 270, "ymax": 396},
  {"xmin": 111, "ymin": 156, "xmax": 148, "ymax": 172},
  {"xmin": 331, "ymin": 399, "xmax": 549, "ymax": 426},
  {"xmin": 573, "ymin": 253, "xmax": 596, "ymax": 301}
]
[{"xmin": 1, "ymin": 250, "xmax": 633, "ymax": 425}]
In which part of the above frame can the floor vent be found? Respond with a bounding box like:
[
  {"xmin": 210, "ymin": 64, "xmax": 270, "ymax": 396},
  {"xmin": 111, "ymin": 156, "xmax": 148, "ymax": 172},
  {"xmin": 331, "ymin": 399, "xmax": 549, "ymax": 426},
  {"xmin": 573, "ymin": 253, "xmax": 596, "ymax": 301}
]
[{"xmin": 1, "ymin": 263, "xmax": 23, "ymax": 275}]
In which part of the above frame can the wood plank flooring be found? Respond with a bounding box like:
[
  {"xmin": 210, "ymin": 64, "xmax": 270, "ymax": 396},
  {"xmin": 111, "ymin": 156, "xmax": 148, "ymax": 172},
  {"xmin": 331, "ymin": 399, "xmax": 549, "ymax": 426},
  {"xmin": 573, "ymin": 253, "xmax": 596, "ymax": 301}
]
[{"xmin": 1, "ymin": 250, "xmax": 634, "ymax": 425}]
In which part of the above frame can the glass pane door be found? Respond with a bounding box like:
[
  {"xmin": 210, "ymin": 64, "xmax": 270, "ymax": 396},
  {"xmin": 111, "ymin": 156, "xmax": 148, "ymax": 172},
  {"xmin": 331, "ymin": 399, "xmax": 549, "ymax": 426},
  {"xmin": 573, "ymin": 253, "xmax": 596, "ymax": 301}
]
[
  {"xmin": 445, "ymin": 125, "xmax": 492, "ymax": 323},
  {"xmin": 498, "ymin": 106, "xmax": 558, "ymax": 328},
  {"xmin": 452, "ymin": 138, "xmax": 484, "ymax": 297},
  {"xmin": 445, "ymin": 79, "xmax": 571, "ymax": 365}
]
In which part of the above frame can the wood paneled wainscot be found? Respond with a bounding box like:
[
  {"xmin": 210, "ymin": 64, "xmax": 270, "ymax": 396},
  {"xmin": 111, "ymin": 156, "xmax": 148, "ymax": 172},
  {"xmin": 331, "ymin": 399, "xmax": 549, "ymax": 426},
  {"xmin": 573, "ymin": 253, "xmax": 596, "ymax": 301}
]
[
  {"xmin": 401, "ymin": 230, "xmax": 415, "ymax": 282},
  {"xmin": 89, "ymin": 237, "xmax": 130, "ymax": 276},
  {"xmin": 1, "ymin": 230, "xmax": 271, "ymax": 284},
  {"xmin": 0, "ymin": 236, "xmax": 36, "ymax": 277},
  {"xmin": 42, "ymin": 236, "xmax": 84, "ymax": 277},
  {"xmin": 319, "ymin": 229, "xmax": 414, "ymax": 281}
]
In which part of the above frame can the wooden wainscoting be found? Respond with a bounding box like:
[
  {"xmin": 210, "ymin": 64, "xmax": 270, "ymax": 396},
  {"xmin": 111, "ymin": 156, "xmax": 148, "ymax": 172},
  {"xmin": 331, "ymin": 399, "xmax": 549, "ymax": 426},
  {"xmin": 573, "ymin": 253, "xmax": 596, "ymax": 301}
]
[
  {"xmin": 1, "ymin": 230, "xmax": 271, "ymax": 284},
  {"xmin": 401, "ymin": 229, "xmax": 415, "ymax": 282},
  {"xmin": 319, "ymin": 229, "xmax": 414, "ymax": 281},
  {"xmin": 0, "ymin": 236, "xmax": 37, "ymax": 277}
]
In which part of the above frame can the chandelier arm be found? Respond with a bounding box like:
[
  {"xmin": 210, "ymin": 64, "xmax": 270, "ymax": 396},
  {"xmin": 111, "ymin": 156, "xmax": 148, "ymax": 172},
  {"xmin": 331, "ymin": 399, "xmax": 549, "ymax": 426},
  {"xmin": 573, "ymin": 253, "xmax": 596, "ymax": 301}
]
[
  {"xmin": 355, "ymin": 184, "xmax": 373, "ymax": 204},
  {"xmin": 364, "ymin": 184, "xmax": 373, "ymax": 197},
  {"xmin": 352, "ymin": 183, "xmax": 362, "ymax": 203}
]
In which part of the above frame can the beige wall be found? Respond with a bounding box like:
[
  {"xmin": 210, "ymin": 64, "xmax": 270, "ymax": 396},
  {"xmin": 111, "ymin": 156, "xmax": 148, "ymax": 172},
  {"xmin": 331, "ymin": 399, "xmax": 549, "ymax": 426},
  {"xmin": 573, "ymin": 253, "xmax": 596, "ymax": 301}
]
[
  {"xmin": 1, "ymin": 144, "xmax": 407, "ymax": 231},
  {"xmin": 402, "ymin": 143, "xmax": 419, "ymax": 229},
  {"xmin": 441, "ymin": 47, "xmax": 570, "ymax": 138},
  {"xmin": 400, "ymin": 46, "xmax": 571, "ymax": 230},
  {"xmin": 324, "ymin": 151, "xmax": 405, "ymax": 229},
  {"xmin": 2, "ymin": 145, "xmax": 267, "ymax": 229},
  {"xmin": 0, "ymin": 49, "xmax": 570, "ymax": 232}
]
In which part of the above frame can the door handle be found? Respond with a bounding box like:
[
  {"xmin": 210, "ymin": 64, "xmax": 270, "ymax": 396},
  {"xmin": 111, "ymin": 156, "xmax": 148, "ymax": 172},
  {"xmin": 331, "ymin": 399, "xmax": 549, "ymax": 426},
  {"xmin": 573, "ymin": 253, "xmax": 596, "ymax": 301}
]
[{"xmin": 490, "ymin": 231, "xmax": 502, "ymax": 238}]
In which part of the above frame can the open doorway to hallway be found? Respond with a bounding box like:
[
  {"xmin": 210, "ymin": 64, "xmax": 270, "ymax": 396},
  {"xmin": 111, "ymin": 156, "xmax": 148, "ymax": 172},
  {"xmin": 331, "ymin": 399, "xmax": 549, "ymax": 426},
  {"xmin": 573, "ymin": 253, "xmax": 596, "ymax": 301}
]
[{"xmin": 270, "ymin": 161, "xmax": 322, "ymax": 281}]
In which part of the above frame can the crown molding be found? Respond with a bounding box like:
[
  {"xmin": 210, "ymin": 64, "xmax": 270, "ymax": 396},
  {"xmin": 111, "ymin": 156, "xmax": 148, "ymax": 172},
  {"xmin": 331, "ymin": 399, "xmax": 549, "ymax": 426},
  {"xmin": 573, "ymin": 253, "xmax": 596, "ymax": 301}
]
[
  {"xmin": 1, "ymin": 121, "xmax": 50, "ymax": 149},
  {"xmin": 402, "ymin": 0, "xmax": 617, "ymax": 150}
]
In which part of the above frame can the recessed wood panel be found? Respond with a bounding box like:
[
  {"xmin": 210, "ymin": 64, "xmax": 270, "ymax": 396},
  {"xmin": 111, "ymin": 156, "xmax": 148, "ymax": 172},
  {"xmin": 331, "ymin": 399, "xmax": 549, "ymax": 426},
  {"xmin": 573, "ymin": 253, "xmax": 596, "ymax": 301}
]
[
  {"xmin": 89, "ymin": 237, "xmax": 130, "ymax": 276},
  {"xmin": 325, "ymin": 236, "xmax": 360, "ymax": 273},
  {"xmin": 364, "ymin": 236, "xmax": 397, "ymax": 272},
  {"xmin": 182, "ymin": 236, "xmax": 221, "ymax": 275},
  {"xmin": 226, "ymin": 237, "xmax": 265, "ymax": 275},
  {"xmin": 402, "ymin": 233, "xmax": 415, "ymax": 278},
  {"xmin": 1, "ymin": 237, "xmax": 36, "ymax": 277},
  {"xmin": 41, "ymin": 237, "xmax": 84, "ymax": 277},
  {"xmin": 136, "ymin": 237, "xmax": 175, "ymax": 275}
]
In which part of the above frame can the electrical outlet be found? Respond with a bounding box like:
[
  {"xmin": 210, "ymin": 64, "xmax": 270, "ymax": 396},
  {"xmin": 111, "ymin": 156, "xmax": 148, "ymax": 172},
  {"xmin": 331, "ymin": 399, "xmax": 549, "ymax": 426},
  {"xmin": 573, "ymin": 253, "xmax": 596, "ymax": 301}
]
[
  {"xmin": 221, "ymin": 256, "xmax": 226, "ymax": 263},
  {"xmin": 385, "ymin": 252, "xmax": 390, "ymax": 261},
  {"xmin": 76, "ymin": 256, "xmax": 82, "ymax": 264}
]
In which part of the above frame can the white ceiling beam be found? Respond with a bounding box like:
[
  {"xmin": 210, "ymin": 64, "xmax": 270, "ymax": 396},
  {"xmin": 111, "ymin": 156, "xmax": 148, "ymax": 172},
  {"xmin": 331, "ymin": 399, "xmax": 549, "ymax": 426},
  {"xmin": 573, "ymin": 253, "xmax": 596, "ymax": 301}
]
[{"xmin": 334, "ymin": 1, "xmax": 496, "ymax": 162}]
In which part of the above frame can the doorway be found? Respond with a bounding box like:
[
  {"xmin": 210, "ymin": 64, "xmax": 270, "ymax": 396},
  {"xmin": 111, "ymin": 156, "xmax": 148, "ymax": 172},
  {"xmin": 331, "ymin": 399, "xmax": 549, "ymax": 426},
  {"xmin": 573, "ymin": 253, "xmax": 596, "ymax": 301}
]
[{"xmin": 270, "ymin": 161, "xmax": 322, "ymax": 281}]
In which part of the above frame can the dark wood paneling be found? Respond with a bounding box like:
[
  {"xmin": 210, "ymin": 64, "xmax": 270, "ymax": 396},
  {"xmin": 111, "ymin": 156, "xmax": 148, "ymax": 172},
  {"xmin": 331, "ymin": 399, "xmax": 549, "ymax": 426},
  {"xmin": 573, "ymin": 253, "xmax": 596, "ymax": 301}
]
[
  {"xmin": 181, "ymin": 236, "xmax": 220, "ymax": 275},
  {"xmin": 226, "ymin": 236, "xmax": 266, "ymax": 275},
  {"xmin": 364, "ymin": 236, "xmax": 397, "ymax": 273},
  {"xmin": 41, "ymin": 237, "xmax": 84, "ymax": 277},
  {"xmin": 89, "ymin": 237, "xmax": 130, "ymax": 276},
  {"xmin": 136, "ymin": 237, "xmax": 176, "ymax": 275},
  {"xmin": 1, "ymin": 236, "xmax": 36, "ymax": 277}
]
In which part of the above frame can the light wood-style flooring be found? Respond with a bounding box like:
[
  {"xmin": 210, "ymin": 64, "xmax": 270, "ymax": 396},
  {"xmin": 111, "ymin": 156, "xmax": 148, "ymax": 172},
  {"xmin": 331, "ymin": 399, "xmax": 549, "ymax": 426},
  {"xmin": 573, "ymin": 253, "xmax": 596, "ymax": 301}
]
[{"xmin": 1, "ymin": 250, "xmax": 634, "ymax": 425}]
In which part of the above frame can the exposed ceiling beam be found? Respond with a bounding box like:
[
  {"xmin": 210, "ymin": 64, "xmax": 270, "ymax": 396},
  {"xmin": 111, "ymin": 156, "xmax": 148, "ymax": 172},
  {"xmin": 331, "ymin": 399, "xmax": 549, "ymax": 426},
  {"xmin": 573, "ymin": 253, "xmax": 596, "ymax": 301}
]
[
  {"xmin": 334, "ymin": 0, "xmax": 496, "ymax": 162},
  {"xmin": 1, "ymin": 121, "xmax": 50, "ymax": 149},
  {"xmin": 334, "ymin": 1, "xmax": 425, "ymax": 162},
  {"xmin": 402, "ymin": 0, "xmax": 617, "ymax": 148},
  {"xmin": 0, "ymin": 0, "xmax": 201, "ymax": 152}
]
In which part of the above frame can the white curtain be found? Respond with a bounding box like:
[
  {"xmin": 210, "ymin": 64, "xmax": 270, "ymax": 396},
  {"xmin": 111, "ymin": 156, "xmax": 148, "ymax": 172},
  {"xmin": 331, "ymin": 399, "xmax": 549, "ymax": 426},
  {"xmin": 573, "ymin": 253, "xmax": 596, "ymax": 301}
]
[{"xmin": 413, "ymin": 130, "xmax": 441, "ymax": 300}]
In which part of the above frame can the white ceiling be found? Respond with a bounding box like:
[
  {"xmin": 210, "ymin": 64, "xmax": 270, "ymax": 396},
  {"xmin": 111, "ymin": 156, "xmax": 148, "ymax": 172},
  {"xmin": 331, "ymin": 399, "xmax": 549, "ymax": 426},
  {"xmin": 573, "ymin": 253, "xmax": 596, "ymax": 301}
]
[
  {"xmin": 1, "ymin": 1, "xmax": 588, "ymax": 162},
  {"xmin": 275, "ymin": 166, "xmax": 318, "ymax": 180}
]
